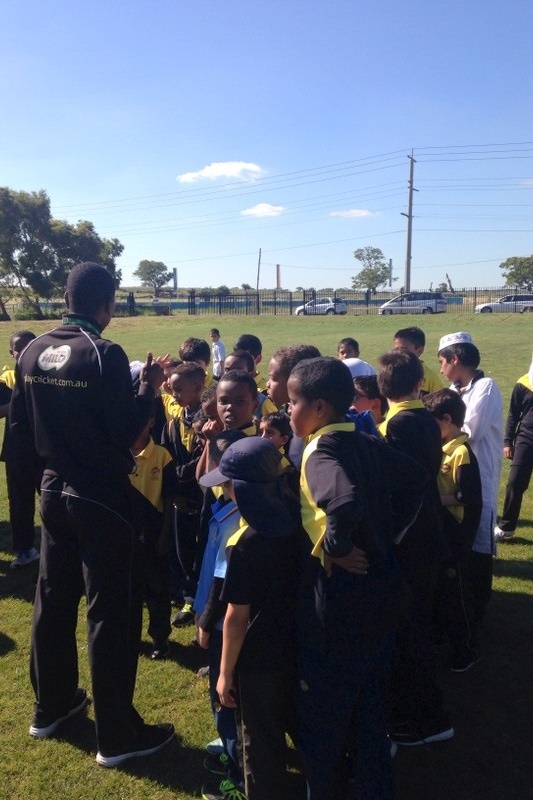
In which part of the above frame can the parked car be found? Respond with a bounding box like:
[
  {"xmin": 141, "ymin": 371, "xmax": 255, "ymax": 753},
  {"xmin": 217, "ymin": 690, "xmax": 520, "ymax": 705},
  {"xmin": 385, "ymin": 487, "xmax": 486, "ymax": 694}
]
[
  {"xmin": 474, "ymin": 294, "xmax": 533, "ymax": 313},
  {"xmin": 379, "ymin": 291, "xmax": 447, "ymax": 315},
  {"xmin": 294, "ymin": 297, "xmax": 348, "ymax": 316}
]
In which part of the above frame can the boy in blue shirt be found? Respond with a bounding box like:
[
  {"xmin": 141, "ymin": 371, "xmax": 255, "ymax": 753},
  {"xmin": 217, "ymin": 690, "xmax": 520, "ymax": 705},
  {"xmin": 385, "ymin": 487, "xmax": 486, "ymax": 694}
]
[{"xmin": 194, "ymin": 431, "xmax": 247, "ymax": 800}]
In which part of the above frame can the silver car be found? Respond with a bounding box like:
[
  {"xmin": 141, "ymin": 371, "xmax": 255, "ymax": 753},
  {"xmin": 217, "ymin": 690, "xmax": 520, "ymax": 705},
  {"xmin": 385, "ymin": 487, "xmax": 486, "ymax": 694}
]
[
  {"xmin": 379, "ymin": 291, "xmax": 447, "ymax": 315},
  {"xmin": 294, "ymin": 297, "xmax": 348, "ymax": 316},
  {"xmin": 474, "ymin": 294, "xmax": 533, "ymax": 313}
]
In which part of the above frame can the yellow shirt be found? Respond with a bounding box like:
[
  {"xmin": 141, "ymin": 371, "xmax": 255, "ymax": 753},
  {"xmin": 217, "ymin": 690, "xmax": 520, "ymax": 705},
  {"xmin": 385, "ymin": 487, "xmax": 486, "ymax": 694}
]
[
  {"xmin": 378, "ymin": 399, "xmax": 425, "ymax": 436},
  {"xmin": 161, "ymin": 392, "xmax": 180, "ymax": 419},
  {"xmin": 439, "ymin": 433, "xmax": 470, "ymax": 523},
  {"xmin": 129, "ymin": 437, "xmax": 173, "ymax": 511},
  {"xmin": 421, "ymin": 361, "xmax": 444, "ymax": 394},
  {"xmin": 254, "ymin": 372, "xmax": 268, "ymax": 393},
  {"xmin": 300, "ymin": 422, "xmax": 355, "ymax": 564},
  {"xmin": 0, "ymin": 368, "xmax": 16, "ymax": 390}
]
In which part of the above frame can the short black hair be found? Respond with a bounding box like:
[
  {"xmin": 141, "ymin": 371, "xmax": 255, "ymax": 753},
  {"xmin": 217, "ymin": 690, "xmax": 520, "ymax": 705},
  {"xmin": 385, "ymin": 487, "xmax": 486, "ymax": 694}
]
[
  {"xmin": 179, "ymin": 337, "xmax": 211, "ymax": 364},
  {"xmin": 200, "ymin": 385, "xmax": 217, "ymax": 404},
  {"xmin": 353, "ymin": 374, "xmax": 388, "ymax": 416},
  {"xmin": 394, "ymin": 326, "xmax": 425, "ymax": 349},
  {"xmin": 217, "ymin": 369, "xmax": 257, "ymax": 401},
  {"xmin": 377, "ymin": 350, "xmax": 424, "ymax": 401},
  {"xmin": 271, "ymin": 344, "xmax": 321, "ymax": 377},
  {"xmin": 225, "ymin": 349, "xmax": 255, "ymax": 373},
  {"xmin": 423, "ymin": 388, "xmax": 466, "ymax": 427},
  {"xmin": 209, "ymin": 430, "xmax": 248, "ymax": 465},
  {"xmin": 337, "ymin": 337, "xmax": 359, "ymax": 352},
  {"xmin": 210, "ymin": 328, "xmax": 220, "ymax": 336},
  {"xmin": 261, "ymin": 410, "xmax": 292, "ymax": 439},
  {"xmin": 66, "ymin": 262, "xmax": 115, "ymax": 318},
  {"xmin": 172, "ymin": 361, "xmax": 205, "ymax": 383},
  {"xmin": 438, "ymin": 342, "xmax": 480, "ymax": 369},
  {"xmin": 10, "ymin": 329, "xmax": 36, "ymax": 350},
  {"xmin": 234, "ymin": 334, "xmax": 262, "ymax": 357},
  {"xmin": 289, "ymin": 357, "xmax": 355, "ymax": 416}
]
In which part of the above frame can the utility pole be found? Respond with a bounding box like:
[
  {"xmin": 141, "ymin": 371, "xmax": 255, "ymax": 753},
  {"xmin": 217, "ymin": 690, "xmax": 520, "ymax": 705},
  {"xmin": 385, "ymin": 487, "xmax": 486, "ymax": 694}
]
[
  {"xmin": 256, "ymin": 248, "xmax": 261, "ymax": 291},
  {"xmin": 401, "ymin": 151, "xmax": 418, "ymax": 292}
]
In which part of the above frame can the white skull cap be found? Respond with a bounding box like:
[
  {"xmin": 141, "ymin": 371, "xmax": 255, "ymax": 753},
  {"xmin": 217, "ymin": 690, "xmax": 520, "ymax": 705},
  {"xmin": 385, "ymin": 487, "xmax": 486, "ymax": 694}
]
[{"xmin": 438, "ymin": 331, "xmax": 474, "ymax": 352}]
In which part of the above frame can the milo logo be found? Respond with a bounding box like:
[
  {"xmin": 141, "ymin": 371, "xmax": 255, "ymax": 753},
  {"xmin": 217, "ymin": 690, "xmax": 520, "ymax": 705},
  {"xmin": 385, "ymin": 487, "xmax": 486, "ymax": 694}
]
[{"xmin": 37, "ymin": 345, "xmax": 72, "ymax": 371}]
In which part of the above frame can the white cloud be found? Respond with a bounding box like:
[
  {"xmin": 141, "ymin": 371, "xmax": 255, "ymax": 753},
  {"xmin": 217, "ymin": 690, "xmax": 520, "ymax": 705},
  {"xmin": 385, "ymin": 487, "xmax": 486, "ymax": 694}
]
[
  {"xmin": 177, "ymin": 161, "xmax": 265, "ymax": 183},
  {"xmin": 241, "ymin": 203, "xmax": 284, "ymax": 218},
  {"xmin": 329, "ymin": 209, "xmax": 379, "ymax": 218}
]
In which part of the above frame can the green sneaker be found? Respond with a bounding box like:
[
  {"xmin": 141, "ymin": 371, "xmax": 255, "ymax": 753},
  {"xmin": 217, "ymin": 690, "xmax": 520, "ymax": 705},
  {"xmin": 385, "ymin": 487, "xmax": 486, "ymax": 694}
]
[
  {"xmin": 172, "ymin": 602, "xmax": 194, "ymax": 627},
  {"xmin": 202, "ymin": 778, "xmax": 247, "ymax": 800},
  {"xmin": 203, "ymin": 751, "xmax": 229, "ymax": 775}
]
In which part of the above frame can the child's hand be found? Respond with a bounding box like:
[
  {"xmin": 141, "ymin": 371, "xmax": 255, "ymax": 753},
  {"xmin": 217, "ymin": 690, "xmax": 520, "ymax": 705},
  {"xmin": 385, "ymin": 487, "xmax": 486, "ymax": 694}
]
[
  {"xmin": 202, "ymin": 418, "xmax": 224, "ymax": 441},
  {"xmin": 197, "ymin": 627, "xmax": 210, "ymax": 649},
  {"xmin": 141, "ymin": 352, "xmax": 164, "ymax": 390},
  {"xmin": 217, "ymin": 673, "xmax": 237, "ymax": 708},
  {"xmin": 324, "ymin": 546, "xmax": 369, "ymax": 577}
]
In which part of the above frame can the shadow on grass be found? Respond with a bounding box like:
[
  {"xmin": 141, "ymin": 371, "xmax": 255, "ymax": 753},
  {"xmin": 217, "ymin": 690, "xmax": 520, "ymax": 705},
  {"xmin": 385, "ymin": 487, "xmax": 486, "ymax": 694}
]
[
  {"xmin": 50, "ymin": 711, "xmax": 307, "ymax": 797},
  {"xmin": 493, "ymin": 557, "xmax": 533, "ymax": 581},
  {"xmin": 139, "ymin": 638, "xmax": 209, "ymax": 674},
  {"xmin": 395, "ymin": 588, "xmax": 533, "ymax": 800},
  {"xmin": 0, "ymin": 630, "xmax": 16, "ymax": 655},
  {"xmin": 0, "ymin": 523, "xmax": 40, "ymax": 603}
]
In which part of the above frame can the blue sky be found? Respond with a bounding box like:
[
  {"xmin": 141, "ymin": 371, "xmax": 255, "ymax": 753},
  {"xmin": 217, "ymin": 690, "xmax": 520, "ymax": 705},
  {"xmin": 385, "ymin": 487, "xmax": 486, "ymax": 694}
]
[{"xmin": 2, "ymin": 0, "xmax": 533, "ymax": 291}]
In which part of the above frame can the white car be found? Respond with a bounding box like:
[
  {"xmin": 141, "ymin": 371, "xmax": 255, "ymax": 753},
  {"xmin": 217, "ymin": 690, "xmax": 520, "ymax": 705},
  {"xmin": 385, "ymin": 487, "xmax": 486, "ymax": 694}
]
[
  {"xmin": 294, "ymin": 297, "xmax": 347, "ymax": 316},
  {"xmin": 474, "ymin": 294, "xmax": 533, "ymax": 313},
  {"xmin": 379, "ymin": 291, "xmax": 447, "ymax": 315}
]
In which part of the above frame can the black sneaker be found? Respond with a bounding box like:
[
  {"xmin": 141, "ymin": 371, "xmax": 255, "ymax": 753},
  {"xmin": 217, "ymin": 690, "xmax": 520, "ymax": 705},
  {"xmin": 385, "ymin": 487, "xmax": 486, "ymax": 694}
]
[
  {"xmin": 390, "ymin": 720, "xmax": 454, "ymax": 746},
  {"xmin": 96, "ymin": 722, "xmax": 175, "ymax": 767},
  {"xmin": 29, "ymin": 688, "xmax": 88, "ymax": 738},
  {"xmin": 151, "ymin": 640, "xmax": 170, "ymax": 660},
  {"xmin": 202, "ymin": 778, "xmax": 247, "ymax": 800},
  {"xmin": 203, "ymin": 751, "xmax": 230, "ymax": 775},
  {"xmin": 172, "ymin": 603, "xmax": 194, "ymax": 627}
]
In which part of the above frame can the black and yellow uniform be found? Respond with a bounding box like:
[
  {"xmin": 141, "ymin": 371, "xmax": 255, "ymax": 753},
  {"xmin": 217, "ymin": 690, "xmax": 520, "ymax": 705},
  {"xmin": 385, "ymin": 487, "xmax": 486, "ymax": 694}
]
[
  {"xmin": 0, "ymin": 368, "xmax": 43, "ymax": 554},
  {"xmin": 379, "ymin": 399, "xmax": 452, "ymax": 742},
  {"xmin": 129, "ymin": 437, "xmax": 177, "ymax": 644},
  {"xmin": 433, "ymin": 433, "xmax": 482, "ymax": 664},
  {"xmin": 161, "ymin": 406, "xmax": 204, "ymax": 604},
  {"xmin": 10, "ymin": 315, "xmax": 156, "ymax": 756},
  {"xmin": 298, "ymin": 422, "xmax": 425, "ymax": 800}
]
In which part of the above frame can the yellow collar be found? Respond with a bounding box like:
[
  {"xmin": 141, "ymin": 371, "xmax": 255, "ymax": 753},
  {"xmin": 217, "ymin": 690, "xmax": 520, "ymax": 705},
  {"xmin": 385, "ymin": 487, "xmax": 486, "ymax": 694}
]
[{"xmin": 379, "ymin": 399, "xmax": 425, "ymax": 435}]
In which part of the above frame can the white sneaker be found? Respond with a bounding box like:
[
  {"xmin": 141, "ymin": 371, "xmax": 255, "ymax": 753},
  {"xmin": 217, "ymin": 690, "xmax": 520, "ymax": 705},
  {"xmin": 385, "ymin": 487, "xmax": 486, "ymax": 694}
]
[
  {"xmin": 206, "ymin": 737, "xmax": 224, "ymax": 755},
  {"xmin": 494, "ymin": 526, "xmax": 515, "ymax": 541}
]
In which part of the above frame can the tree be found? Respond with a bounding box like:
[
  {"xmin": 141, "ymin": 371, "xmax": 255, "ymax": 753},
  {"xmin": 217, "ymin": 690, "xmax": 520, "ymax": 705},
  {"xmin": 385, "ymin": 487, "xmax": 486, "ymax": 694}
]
[
  {"xmin": 0, "ymin": 187, "xmax": 124, "ymax": 319},
  {"xmin": 133, "ymin": 260, "xmax": 173, "ymax": 296},
  {"xmin": 499, "ymin": 255, "xmax": 533, "ymax": 287},
  {"xmin": 241, "ymin": 282, "xmax": 253, "ymax": 291},
  {"xmin": 351, "ymin": 246, "xmax": 394, "ymax": 292}
]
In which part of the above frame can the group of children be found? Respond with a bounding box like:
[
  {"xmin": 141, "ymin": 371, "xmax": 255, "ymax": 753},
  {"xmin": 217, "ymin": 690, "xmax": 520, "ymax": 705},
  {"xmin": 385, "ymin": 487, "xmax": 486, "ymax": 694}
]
[{"xmin": 5, "ymin": 322, "xmax": 516, "ymax": 800}]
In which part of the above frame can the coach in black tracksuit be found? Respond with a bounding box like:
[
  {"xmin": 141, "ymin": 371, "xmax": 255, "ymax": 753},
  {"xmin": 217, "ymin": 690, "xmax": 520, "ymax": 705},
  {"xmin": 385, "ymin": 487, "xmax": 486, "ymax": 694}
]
[{"xmin": 10, "ymin": 263, "xmax": 174, "ymax": 766}]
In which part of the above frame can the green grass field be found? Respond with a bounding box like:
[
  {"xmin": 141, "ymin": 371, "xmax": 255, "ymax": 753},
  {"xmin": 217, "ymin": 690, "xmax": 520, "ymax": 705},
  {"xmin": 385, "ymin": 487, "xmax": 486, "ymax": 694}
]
[{"xmin": 1, "ymin": 312, "xmax": 533, "ymax": 800}]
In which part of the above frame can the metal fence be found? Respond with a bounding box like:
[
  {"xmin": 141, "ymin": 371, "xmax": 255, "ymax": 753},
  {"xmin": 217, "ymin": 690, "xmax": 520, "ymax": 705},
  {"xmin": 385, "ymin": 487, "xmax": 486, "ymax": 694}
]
[
  {"xmin": 183, "ymin": 286, "xmax": 533, "ymax": 317},
  {"xmin": 4, "ymin": 286, "xmax": 533, "ymax": 320}
]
